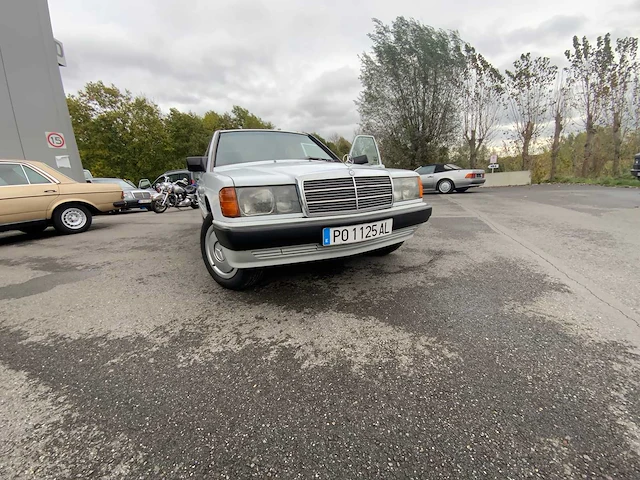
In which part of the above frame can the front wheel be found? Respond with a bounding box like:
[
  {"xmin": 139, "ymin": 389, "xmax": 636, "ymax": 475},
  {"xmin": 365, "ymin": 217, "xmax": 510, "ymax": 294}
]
[
  {"xmin": 152, "ymin": 200, "xmax": 168, "ymax": 213},
  {"xmin": 437, "ymin": 179, "xmax": 454, "ymax": 194},
  {"xmin": 201, "ymin": 214, "xmax": 263, "ymax": 290},
  {"xmin": 52, "ymin": 204, "xmax": 92, "ymax": 234}
]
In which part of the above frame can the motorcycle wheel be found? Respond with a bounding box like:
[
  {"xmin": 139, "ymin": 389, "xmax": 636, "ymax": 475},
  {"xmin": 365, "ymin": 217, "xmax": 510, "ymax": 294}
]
[
  {"xmin": 152, "ymin": 200, "xmax": 168, "ymax": 213},
  {"xmin": 191, "ymin": 202, "xmax": 199, "ymax": 209},
  {"xmin": 167, "ymin": 194, "xmax": 178, "ymax": 208}
]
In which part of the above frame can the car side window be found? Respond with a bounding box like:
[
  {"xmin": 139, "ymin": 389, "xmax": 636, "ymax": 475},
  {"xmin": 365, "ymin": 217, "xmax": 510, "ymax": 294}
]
[
  {"xmin": 0, "ymin": 163, "xmax": 29, "ymax": 186},
  {"xmin": 417, "ymin": 165, "xmax": 435, "ymax": 175},
  {"xmin": 23, "ymin": 166, "xmax": 52, "ymax": 184},
  {"xmin": 434, "ymin": 164, "xmax": 445, "ymax": 174}
]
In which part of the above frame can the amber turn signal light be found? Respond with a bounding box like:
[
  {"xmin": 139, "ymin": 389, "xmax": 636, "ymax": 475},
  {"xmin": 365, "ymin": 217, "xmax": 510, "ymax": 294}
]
[
  {"xmin": 219, "ymin": 187, "xmax": 240, "ymax": 217},
  {"xmin": 418, "ymin": 178, "xmax": 423, "ymax": 198}
]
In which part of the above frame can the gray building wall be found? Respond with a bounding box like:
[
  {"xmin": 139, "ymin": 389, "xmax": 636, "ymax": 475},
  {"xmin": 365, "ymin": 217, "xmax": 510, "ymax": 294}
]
[{"xmin": 0, "ymin": 0, "xmax": 84, "ymax": 182}]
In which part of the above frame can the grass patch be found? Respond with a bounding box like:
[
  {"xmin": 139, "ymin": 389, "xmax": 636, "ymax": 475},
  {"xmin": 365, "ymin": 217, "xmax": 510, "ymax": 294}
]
[{"xmin": 545, "ymin": 175, "xmax": 640, "ymax": 187}]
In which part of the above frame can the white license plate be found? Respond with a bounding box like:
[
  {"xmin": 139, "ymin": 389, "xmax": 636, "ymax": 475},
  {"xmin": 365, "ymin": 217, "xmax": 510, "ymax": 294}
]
[
  {"xmin": 139, "ymin": 199, "xmax": 152, "ymax": 204},
  {"xmin": 323, "ymin": 219, "xmax": 393, "ymax": 246}
]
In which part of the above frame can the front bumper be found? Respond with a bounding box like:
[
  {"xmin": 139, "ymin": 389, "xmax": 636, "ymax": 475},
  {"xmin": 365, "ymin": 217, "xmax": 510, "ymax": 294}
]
[
  {"xmin": 213, "ymin": 202, "xmax": 432, "ymax": 251},
  {"xmin": 631, "ymin": 169, "xmax": 640, "ymax": 178},
  {"xmin": 113, "ymin": 199, "xmax": 153, "ymax": 208},
  {"xmin": 214, "ymin": 203, "xmax": 431, "ymax": 269}
]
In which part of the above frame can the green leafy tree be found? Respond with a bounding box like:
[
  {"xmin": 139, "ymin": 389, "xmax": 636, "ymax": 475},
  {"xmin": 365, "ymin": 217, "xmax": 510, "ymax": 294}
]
[
  {"xmin": 203, "ymin": 106, "xmax": 274, "ymax": 133},
  {"xmin": 506, "ymin": 53, "xmax": 558, "ymax": 170},
  {"xmin": 604, "ymin": 36, "xmax": 638, "ymax": 175},
  {"xmin": 549, "ymin": 71, "xmax": 571, "ymax": 181},
  {"xmin": 565, "ymin": 35, "xmax": 612, "ymax": 176},
  {"xmin": 165, "ymin": 108, "xmax": 210, "ymax": 167},
  {"xmin": 357, "ymin": 17, "xmax": 465, "ymax": 169},
  {"xmin": 329, "ymin": 134, "xmax": 352, "ymax": 159},
  {"xmin": 67, "ymin": 81, "xmax": 169, "ymax": 181}
]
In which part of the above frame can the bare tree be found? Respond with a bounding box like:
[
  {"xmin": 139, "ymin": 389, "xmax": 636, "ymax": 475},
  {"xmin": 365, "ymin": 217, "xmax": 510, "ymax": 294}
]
[
  {"xmin": 565, "ymin": 35, "xmax": 611, "ymax": 176},
  {"xmin": 632, "ymin": 70, "xmax": 640, "ymax": 154},
  {"xmin": 605, "ymin": 36, "xmax": 638, "ymax": 175},
  {"xmin": 460, "ymin": 44, "xmax": 505, "ymax": 168},
  {"xmin": 505, "ymin": 53, "xmax": 558, "ymax": 170},
  {"xmin": 549, "ymin": 70, "xmax": 571, "ymax": 181}
]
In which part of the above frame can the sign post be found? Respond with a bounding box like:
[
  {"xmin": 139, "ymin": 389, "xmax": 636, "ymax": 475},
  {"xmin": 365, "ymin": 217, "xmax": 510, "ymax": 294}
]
[{"xmin": 488, "ymin": 154, "xmax": 499, "ymax": 173}]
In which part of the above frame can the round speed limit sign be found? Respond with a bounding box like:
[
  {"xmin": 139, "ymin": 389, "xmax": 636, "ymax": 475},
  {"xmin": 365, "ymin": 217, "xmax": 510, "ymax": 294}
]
[{"xmin": 46, "ymin": 132, "xmax": 66, "ymax": 149}]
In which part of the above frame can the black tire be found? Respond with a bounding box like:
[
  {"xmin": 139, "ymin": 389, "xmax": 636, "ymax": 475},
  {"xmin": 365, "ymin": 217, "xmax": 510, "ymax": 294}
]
[
  {"xmin": 20, "ymin": 225, "xmax": 48, "ymax": 235},
  {"xmin": 190, "ymin": 203, "xmax": 199, "ymax": 209},
  {"xmin": 152, "ymin": 200, "xmax": 168, "ymax": 213},
  {"xmin": 368, "ymin": 242, "xmax": 403, "ymax": 256},
  {"xmin": 52, "ymin": 204, "xmax": 92, "ymax": 234},
  {"xmin": 437, "ymin": 179, "xmax": 454, "ymax": 194},
  {"xmin": 456, "ymin": 187, "xmax": 469, "ymax": 193},
  {"xmin": 200, "ymin": 214, "xmax": 263, "ymax": 290}
]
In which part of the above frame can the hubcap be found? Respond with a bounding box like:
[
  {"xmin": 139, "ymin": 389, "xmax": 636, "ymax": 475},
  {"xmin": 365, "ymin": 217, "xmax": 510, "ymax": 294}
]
[
  {"xmin": 439, "ymin": 181, "xmax": 452, "ymax": 193},
  {"xmin": 61, "ymin": 207, "xmax": 87, "ymax": 229},
  {"xmin": 205, "ymin": 225, "xmax": 237, "ymax": 279}
]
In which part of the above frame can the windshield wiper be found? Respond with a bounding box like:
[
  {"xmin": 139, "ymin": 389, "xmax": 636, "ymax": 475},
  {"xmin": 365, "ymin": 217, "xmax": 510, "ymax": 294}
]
[{"xmin": 305, "ymin": 156, "xmax": 337, "ymax": 162}]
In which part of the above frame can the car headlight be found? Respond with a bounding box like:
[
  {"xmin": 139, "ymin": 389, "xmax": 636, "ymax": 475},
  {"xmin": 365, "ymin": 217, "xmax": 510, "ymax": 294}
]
[
  {"xmin": 392, "ymin": 177, "xmax": 422, "ymax": 202},
  {"xmin": 123, "ymin": 191, "xmax": 134, "ymax": 199},
  {"xmin": 236, "ymin": 186, "xmax": 302, "ymax": 216}
]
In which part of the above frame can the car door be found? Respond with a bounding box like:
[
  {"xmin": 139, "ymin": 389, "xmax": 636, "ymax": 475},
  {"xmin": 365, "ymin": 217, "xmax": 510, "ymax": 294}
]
[
  {"xmin": 416, "ymin": 165, "xmax": 436, "ymax": 190},
  {"xmin": 349, "ymin": 135, "xmax": 384, "ymax": 168},
  {"xmin": 0, "ymin": 163, "xmax": 59, "ymax": 226}
]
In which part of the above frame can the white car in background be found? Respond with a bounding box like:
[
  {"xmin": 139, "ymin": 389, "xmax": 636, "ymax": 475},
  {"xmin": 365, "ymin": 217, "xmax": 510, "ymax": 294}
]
[
  {"xmin": 416, "ymin": 164, "xmax": 486, "ymax": 193},
  {"xmin": 187, "ymin": 130, "xmax": 433, "ymax": 290}
]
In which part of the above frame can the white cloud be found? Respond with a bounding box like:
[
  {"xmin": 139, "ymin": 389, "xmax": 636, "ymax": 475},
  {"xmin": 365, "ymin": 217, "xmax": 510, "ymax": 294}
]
[{"xmin": 49, "ymin": 0, "xmax": 638, "ymax": 139}]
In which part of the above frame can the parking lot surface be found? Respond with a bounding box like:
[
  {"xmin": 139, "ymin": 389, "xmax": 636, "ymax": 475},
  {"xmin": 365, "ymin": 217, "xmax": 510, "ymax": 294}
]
[{"xmin": 1, "ymin": 184, "xmax": 639, "ymax": 479}]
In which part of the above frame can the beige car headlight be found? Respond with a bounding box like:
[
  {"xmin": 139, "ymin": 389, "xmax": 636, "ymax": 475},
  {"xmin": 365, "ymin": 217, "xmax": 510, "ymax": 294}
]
[
  {"xmin": 236, "ymin": 186, "xmax": 302, "ymax": 216},
  {"xmin": 392, "ymin": 177, "xmax": 422, "ymax": 202}
]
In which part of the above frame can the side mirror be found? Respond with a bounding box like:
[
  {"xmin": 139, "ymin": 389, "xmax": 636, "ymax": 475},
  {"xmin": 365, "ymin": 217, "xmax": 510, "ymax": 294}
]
[
  {"xmin": 187, "ymin": 156, "xmax": 207, "ymax": 172},
  {"xmin": 351, "ymin": 155, "xmax": 369, "ymax": 165},
  {"xmin": 139, "ymin": 179, "xmax": 151, "ymax": 189}
]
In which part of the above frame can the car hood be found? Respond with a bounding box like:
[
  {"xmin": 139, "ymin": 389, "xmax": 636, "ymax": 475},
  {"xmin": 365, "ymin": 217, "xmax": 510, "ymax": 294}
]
[{"xmin": 215, "ymin": 160, "xmax": 391, "ymax": 187}]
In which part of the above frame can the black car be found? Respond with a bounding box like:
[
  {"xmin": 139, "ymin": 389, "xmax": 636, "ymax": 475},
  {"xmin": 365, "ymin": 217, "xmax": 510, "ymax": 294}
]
[{"xmin": 631, "ymin": 153, "xmax": 640, "ymax": 179}]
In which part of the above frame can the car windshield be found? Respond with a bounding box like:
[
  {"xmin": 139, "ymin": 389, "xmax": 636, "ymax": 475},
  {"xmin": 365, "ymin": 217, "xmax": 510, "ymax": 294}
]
[
  {"xmin": 215, "ymin": 131, "xmax": 335, "ymax": 166},
  {"xmin": 92, "ymin": 178, "xmax": 135, "ymax": 190},
  {"xmin": 444, "ymin": 164, "xmax": 462, "ymax": 170}
]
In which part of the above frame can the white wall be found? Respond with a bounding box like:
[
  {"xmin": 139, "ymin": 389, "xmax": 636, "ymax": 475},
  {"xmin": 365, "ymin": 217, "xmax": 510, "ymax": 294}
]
[{"xmin": 482, "ymin": 171, "xmax": 531, "ymax": 187}]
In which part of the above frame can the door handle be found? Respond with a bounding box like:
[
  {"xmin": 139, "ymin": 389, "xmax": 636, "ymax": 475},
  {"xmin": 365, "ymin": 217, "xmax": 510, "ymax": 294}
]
[
  {"xmin": 44, "ymin": 189, "xmax": 57, "ymax": 193},
  {"xmin": 427, "ymin": 175, "xmax": 434, "ymax": 178}
]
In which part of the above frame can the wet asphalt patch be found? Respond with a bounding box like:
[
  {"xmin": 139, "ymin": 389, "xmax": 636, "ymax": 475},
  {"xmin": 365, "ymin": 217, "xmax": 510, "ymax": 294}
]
[{"xmin": 1, "ymin": 256, "xmax": 639, "ymax": 478}]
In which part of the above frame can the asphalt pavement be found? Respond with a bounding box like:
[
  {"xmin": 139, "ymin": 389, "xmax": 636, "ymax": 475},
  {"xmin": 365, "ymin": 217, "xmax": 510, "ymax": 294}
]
[{"xmin": 1, "ymin": 184, "xmax": 639, "ymax": 479}]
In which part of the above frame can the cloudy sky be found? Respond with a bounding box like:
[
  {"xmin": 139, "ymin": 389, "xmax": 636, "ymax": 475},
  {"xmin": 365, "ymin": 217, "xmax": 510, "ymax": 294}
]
[{"xmin": 49, "ymin": 0, "xmax": 638, "ymax": 139}]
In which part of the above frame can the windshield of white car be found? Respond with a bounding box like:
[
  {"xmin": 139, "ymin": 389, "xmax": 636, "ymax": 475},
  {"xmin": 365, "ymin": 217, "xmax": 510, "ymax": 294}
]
[
  {"xmin": 215, "ymin": 131, "xmax": 336, "ymax": 166},
  {"xmin": 92, "ymin": 178, "xmax": 136, "ymax": 190}
]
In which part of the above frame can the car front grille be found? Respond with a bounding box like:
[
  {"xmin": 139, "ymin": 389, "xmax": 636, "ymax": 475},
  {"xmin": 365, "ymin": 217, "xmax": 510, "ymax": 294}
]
[
  {"xmin": 133, "ymin": 192, "xmax": 151, "ymax": 199},
  {"xmin": 302, "ymin": 176, "xmax": 393, "ymax": 216}
]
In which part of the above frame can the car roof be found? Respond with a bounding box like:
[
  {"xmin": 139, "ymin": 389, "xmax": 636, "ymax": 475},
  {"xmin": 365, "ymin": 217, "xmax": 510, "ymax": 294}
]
[
  {"xmin": 217, "ymin": 128, "xmax": 307, "ymax": 135},
  {"xmin": 0, "ymin": 159, "xmax": 49, "ymax": 168}
]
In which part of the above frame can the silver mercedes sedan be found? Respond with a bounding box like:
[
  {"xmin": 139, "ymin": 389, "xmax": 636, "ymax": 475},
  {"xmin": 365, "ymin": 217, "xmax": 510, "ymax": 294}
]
[{"xmin": 415, "ymin": 164, "xmax": 486, "ymax": 194}]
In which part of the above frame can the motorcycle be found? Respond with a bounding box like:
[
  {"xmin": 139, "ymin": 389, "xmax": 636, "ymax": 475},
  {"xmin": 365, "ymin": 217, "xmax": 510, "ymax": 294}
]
[{"xmin": 152, "ymin": 177, "xmax": 199, "ymax": 213}]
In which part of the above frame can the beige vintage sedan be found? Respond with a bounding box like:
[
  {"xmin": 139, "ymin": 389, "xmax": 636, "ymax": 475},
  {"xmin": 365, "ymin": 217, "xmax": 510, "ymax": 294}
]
[{"xmin": 0, "ymin": 159, "xmax": 124, "ymax": 235}]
